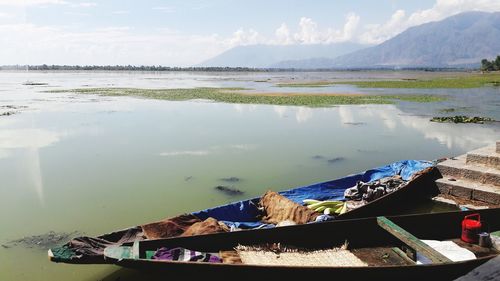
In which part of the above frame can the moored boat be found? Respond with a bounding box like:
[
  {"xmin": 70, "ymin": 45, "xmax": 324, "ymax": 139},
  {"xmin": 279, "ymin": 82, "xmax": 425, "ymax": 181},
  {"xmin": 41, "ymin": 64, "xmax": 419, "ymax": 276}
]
[
  {"xmin": 102, "ymin": 208, "xmax": 500, "ymax": 280},
  {"xmin": 49, "ymin": 160, "xmax": 441, "ymax": 264}
]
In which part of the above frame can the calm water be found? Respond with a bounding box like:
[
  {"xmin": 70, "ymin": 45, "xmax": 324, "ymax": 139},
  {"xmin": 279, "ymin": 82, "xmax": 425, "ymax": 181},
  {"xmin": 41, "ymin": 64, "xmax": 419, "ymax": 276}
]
[{"xmin": 0, "ymin": 71, "xmax": 499, "ymax": 281}]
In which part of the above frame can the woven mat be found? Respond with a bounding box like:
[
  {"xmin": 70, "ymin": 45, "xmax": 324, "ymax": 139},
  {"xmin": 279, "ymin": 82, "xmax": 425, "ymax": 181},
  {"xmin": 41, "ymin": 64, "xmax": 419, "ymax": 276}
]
[{"xmin": 236, "ymin": 247, "xmax": 367, "ymax": 267}]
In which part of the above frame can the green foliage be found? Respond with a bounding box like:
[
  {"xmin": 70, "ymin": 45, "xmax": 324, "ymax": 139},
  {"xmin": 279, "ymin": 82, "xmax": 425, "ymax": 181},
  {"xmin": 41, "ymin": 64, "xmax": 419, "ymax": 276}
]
[
  {"xmin": 481, "ymin": 56, "xmax": 500, "ymax": 71},
  {"xmin": 48, "ymin": 87, "xmax": 445, "ymax": 107}
]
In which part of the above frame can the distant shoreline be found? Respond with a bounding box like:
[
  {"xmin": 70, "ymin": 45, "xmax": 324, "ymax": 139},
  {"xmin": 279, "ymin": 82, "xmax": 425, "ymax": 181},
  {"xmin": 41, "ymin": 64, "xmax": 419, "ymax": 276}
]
[{"xmin": 0, "ymin": 65, "xmax": 480, "ymax": 73}]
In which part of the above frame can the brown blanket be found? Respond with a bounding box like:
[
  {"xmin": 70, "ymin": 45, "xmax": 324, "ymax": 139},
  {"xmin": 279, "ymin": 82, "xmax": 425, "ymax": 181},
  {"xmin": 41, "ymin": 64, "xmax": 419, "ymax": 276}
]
[
  {"xmin": 142, "ymin": 214, "xmax": 229, "ymax": 239},
  {"xmin": 181, "ymin": 217, "xmax": 229, "ymax": 236},
  {"xmin": 259, "ymin": 191, "xmax": 319, "ymax": 225},
  {"xmin": 142, "ymin": 214, "xmax": 202, "ymax": 239}
]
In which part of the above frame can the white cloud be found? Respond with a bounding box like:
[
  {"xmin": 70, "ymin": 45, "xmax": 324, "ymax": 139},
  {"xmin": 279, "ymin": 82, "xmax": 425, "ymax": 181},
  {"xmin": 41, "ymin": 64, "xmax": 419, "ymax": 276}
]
[
  {"xmin": 360, "ymin": 9, "xmax": 407, "ymax": 44},
  {"xmin": 289, "ymin": 14, "xmax": 360, "ymax": 44},
  {"xmin": 0, "ymin": 23, "xmax": 226, "ymax": 66},
  {"xmin": 408, "ymin": 0, "xmax": 500, "ymax": 26},
  {"xmin": 294, "ymin": 17, "xmax": 320, "ymax": 44},
  {"xmin": 275, "ymin": 23, "xmax": 292, "ymax": 45},
  {"xmin": 0, "ymin": 12, "xmax": 15, "ymax": 19},
  {"xmin": 152, "ymin": 6, "xmax": 176, "ymax": 13},
  {"xmin": 226, "ymin": 28, "xmax": 262, "ymax": 46},
  {"xmin": 360, "ymin": 0, "xmax": 500, "ymax": 44},
  {"xmin": 326, "ymin": 13, "xmax": 360, "ymax": 43},
  {"xmin": 72, "ymin": 2, "xmax": 96, "ymax": 8},
  {"xmin": 112, "ymin": 10, "xmax": 130, "ymax": 15},
  {"xmin": 0, "ymin": 0, "xmax": 67, "ymax": 6}
]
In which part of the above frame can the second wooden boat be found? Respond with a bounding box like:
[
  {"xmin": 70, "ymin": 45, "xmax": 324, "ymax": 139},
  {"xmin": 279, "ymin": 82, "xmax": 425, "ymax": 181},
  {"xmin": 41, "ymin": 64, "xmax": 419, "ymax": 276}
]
[{"xmin": 103, "ymin": 208, "xmax": 500, "ymax": 281}]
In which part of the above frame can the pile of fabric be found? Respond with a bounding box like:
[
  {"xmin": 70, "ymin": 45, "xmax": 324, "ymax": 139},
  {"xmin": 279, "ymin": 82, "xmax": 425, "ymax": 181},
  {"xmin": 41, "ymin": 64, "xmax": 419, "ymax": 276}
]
[
  {"xmin": 343, "ymin": 175, "xmax": 406, "ymax": 202},
  {"xmin": 152, "ymin": 247, "xmax": 222, "ymax": 263}
]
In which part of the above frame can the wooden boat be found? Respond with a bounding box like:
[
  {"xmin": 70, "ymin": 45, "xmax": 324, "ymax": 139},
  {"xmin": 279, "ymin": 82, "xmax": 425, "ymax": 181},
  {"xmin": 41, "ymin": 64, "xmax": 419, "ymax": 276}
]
[
  {"xmin": 102, "ymin": 209, "xmax": 500, "ymax": 281},
  {"xmin": 49, "ymin": 160, "xmax": 442, "ymax": 264}
]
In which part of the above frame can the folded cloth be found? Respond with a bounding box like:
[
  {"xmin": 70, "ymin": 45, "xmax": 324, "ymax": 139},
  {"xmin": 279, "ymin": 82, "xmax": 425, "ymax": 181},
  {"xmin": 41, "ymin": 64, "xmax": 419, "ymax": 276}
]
[
  {"xmin": 152, "ymin": 247, "xmax": 222, "ymax": 263},
  {"xmin": 259, "ymin": 191, "xmax": 319, "ymax": 225}
]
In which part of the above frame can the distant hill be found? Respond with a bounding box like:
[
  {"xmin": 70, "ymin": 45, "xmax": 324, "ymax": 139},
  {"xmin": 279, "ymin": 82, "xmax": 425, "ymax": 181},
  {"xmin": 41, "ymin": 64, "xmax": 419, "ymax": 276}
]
[
  {"xmin": 327, "ymin": 11, "xmax": 500, "ymax": 68},
  {"xmin": 198, "ymin": 43, "xmax": 367, "ymax": 68}
]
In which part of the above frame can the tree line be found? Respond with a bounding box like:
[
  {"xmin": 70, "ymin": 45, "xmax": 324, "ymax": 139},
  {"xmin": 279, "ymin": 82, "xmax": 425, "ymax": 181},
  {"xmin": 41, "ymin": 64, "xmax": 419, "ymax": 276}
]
[
  {"xmin": 481, "ymin": 56, "xmax": 500, "ymax": 71},
  {"xmin": 0, "ymin": 64, "xmax": 270, "ymax": 72},
  {"xmin": 0, "ymin": 64, "xmax": 473, "ymax": 72}
]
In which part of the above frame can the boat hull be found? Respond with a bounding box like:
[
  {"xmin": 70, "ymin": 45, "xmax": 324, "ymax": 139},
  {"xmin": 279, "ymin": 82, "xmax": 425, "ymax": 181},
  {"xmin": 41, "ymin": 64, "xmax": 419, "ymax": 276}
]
[
  {"xmin": 106, "ymin": 209, "xmax": 500, "ymax": 281},
  {"xmin": 112, "ymin": 257, "xmax": 492, "ymax": 281}
]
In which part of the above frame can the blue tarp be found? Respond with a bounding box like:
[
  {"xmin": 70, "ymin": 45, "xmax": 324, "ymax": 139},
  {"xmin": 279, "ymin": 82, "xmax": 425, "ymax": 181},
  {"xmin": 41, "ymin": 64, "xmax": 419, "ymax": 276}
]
[{"xmin": 192, "ymin": 160, "xmax": 433, "ymax": 229}]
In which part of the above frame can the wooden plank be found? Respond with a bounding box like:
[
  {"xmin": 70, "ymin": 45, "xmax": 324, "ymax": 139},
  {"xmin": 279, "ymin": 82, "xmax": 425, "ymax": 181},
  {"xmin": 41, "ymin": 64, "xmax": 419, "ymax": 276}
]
[
  {"xmin": 132, "ymin": 240, "xmax": 140, "ymax": 259},
  {"xmin": 377, "ymin": 216, "xmax": 452, "ymax": 263},
  {"xmin": 392, "ymin": 247, "xmax": 416, "ymax": 264}
]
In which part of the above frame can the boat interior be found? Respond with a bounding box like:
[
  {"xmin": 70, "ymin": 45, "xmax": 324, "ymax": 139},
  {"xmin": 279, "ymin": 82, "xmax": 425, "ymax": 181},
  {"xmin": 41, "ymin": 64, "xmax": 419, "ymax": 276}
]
[{"xmin": 105, "ymin": 209, "xmax": 500, "ymax": 267}]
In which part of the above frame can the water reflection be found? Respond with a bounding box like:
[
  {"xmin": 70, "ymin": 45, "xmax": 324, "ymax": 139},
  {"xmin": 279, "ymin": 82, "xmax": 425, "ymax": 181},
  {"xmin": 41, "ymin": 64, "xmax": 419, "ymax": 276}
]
[
  {"xmin": 0, "ymin": 128, "xmax": 62, "ymax": 158},
  {"xmin": 159, "ymin": 144, "xmax": 257, "ymax": 157},
  {"xmin": 295, "ymin": 107, "xmax": 313, "ymax": 123},
  {"xmin": 24, "ymin": 148, "xmax": 45, "ymax": 206},
  {"xmin": 271, "ymin": 104, "xmax": 498, "ymax": 151},
  {"xmin": 273, "ymin": 106, "xmax": 287, "ymax": 118},
  {"xmin": 338, "ymin": 106, "xmax": 355, "ymax": 125},
  {"xmin": 0, "ymin": 128, "xmax": 65, "ymax": 206},
  {"xmin": 398, "ymin": 114, "xmax": 498, "ymax": 149}
]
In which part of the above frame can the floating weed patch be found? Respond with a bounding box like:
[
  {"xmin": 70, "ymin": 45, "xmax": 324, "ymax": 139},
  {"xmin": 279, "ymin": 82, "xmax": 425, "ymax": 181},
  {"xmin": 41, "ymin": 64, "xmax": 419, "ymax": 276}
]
[
  {"xmin": 430, "ymin": 116, "xmax": 495, "ymax": 124},
  {"xmin": 219, "ymin": 177, "xmax": 242, "ymax": 183},
  {"xmin": 275, "ymin": 81, "xmax": 333, "ymax": 88},
  {"xmin": 47, "ymin": 87, "xmax": 445, "ymax": 107},
  {"xmin": 214, "ymin": 185, "xmax": 244, "ymax": 196},
  {"xmin": 438, "ymin": 107, "xmax": 473, "ymax": 113},
  {"xmin": 332, "ymin": 73, "xmax": 500, "ymax": 89},
  {"xmin": 2, "ymin": 231, "xmax": 81, "ymax": 249}
]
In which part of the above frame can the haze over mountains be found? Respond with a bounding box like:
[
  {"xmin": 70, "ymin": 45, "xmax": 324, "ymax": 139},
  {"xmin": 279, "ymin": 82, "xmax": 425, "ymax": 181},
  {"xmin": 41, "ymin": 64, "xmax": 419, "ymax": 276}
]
[
  {"xmin": 200, "ymin": 12, "xmax": 500, "ymax": 69},
  {"xmin": 199, "ymin": 43, "xmax": 367, "ymax": 68}
]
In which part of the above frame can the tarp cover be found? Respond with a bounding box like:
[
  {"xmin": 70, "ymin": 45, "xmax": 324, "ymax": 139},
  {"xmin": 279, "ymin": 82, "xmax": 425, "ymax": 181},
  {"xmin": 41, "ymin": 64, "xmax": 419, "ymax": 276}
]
[
  {"xmin": 193, "ymin": 160, "xmax": 433, "ymax": 229},
  {"xmin": 49, "ymin": 160, "xmax": 433, "ymax": 263}
]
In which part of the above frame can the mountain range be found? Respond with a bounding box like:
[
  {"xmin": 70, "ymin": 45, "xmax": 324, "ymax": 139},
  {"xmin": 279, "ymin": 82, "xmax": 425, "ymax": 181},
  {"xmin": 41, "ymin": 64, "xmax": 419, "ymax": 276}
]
[
  {"xmin": 199, "ymin": 11, "xmax": 500, "ymax": 69},
  {"xmin": 199, "ymin": 43, "xmax": 367, "ymax": 68}
]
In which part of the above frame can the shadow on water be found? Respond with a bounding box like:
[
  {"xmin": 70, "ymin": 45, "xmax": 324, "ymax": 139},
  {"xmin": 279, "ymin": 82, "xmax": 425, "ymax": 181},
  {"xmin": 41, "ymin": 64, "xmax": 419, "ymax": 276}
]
[{"xmin": 98, "ymin": 268, "xmax": 200, "ymax": 281}]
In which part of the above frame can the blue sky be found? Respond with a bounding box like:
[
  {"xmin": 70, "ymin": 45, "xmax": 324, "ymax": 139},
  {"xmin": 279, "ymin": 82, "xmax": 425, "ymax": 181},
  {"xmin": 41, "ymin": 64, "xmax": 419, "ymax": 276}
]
[{"xmin": 0, "ymin": 0, "xmax": 498, "ymax": 66}]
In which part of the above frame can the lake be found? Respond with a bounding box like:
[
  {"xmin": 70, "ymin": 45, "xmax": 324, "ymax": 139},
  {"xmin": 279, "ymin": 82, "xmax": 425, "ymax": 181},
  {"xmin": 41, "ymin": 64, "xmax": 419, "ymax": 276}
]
[{"xmin": 0, "ymin": 71, "xmax": 499, "ymax": 281}]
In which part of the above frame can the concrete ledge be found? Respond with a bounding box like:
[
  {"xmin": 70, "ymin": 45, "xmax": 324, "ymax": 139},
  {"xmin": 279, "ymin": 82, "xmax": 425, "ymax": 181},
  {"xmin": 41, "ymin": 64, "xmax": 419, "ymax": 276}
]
[
  {"xmin": 436, "ymin": 178, "xmax": 472, "ymax": 199},
  {"xmin": 435, "ymin": 178, "xmax": 500, "ymax": 204},
  {"xmin": 466, "ymin": 145, "xmax": 500, "ymax": 169},
  {"xmin": 437, "ymin": 155, "xmax": 500, "ymax": 187}
]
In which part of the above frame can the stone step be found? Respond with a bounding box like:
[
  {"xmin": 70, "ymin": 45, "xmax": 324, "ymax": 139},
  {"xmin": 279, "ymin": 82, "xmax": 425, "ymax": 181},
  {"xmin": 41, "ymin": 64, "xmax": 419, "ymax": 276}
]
[
  {"xmin": 497, "ymin": 140, "xmax": 500, "ymax": 153},
  {"xmin": 437, "ymin": 155, "xmax": 500, "ymax": 187},
  {"xmin": 466, "ymin": 145, "xmax": 500, "ymax": 169},
  {"xmin": 436, "ymin": 178, "xmax": 500, "ymax": 205}
]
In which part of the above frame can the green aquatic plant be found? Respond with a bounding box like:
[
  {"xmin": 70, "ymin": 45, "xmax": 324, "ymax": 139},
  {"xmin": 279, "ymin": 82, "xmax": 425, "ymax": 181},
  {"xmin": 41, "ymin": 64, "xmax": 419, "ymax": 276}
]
[
  {"xmin": 437, "ymin": 107, "xmax": 473, "ymax": 113},
  {"xmin": 332, "ymin": 73, "xmax": 500, "ymax": 89},
  {"xmin": 430, "ymin": 116, "xmax": 495, "ymax": 124},
  {"xmin": 275, "ymin": 81, "xmax": 333, "ymax": 88},
  {"xmin": 47, "ymin": 87, "xmax": 446, "ymax": 107}
]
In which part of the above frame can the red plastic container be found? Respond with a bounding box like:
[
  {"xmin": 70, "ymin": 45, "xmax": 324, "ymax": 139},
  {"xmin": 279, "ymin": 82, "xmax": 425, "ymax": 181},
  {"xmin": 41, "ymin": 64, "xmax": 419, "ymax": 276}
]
[{"xmin": 461, "ymin": 214, "xmax": 482, "ymax": 243}]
